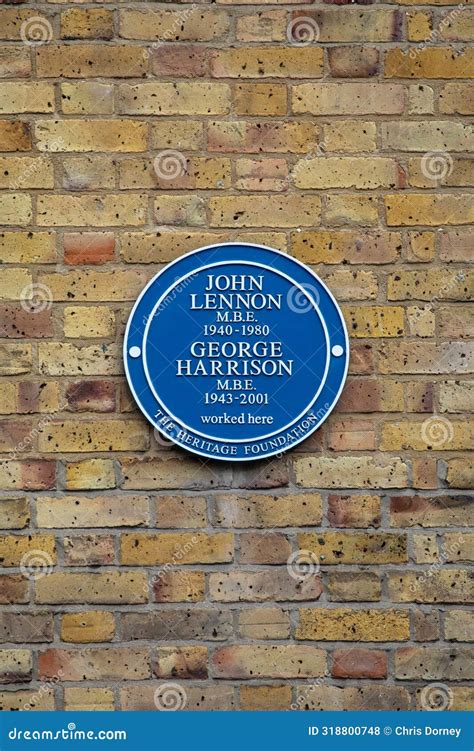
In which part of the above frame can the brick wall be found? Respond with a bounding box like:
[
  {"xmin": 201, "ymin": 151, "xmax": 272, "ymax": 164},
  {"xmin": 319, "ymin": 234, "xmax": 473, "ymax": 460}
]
[{"xmin": 0, "ymin": 0, "xmax": 473, "ymax": 713}]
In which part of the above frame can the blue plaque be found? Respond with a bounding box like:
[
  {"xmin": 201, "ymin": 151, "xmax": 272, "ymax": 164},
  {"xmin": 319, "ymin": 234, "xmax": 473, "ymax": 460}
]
[{"xmin": 124, "ymin": 243, "xmax": 349, "ymax": 461}]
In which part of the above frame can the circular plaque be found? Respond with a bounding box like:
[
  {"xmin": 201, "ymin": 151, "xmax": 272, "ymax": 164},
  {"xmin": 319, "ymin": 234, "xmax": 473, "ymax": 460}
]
[{"xmin": 124, "ymin": 243, "xmax": 349, "ymax": 461}]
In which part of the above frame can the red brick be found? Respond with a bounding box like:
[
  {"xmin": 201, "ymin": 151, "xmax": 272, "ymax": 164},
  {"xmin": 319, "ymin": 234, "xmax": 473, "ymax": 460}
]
[
  {"xmin": 152, "ymin": 46, "xmax": 208, "ymax": 78},
  {"xmin": 65, "ymin": 381, "xmax": 115, "ymax": 412},
  {"xmin": 64, "ymin": 233, "xmax": 115, "ymax": 265},
  {"xmin": 0, "ymin": 306, "xmax": 53, "ymax": 338},
  {"xmin": 332, "ymin": 649, "xmax": 387, "ymax": 678}
]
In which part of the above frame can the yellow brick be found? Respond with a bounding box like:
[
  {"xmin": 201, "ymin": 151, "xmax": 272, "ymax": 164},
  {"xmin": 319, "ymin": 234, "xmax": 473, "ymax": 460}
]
[
  {"xmin": 407, "ymin": 306, "xmax": 435, "ymax": 337},
  {"xmin": 299, "ymin": 532, "xmax": 407, "ymax": 564},
  {"xmin": 439, "ymin": 9, "xmax": 474, "ymax": 40},
  {"xmin": 65, "ymin": 459, "xmax": 116, "ymax": 490},
  {"xmin": 0, "ymin": 497, "xmax": 29, "ymax": 529},
  {"xmin": 62, "ymin": 156, "xmax": 115, "ymax": 191},
  {"xmin": 440, "ymin": 83, "xmax": 474, "ymax": 114},
  {"xmin": 60, "ymin": 9, "xmax": 114, "ymax": 39},
  {"xmin": 37, "ymin": 195, "xmax": 148, "ymax": 227},
  {"xmin": 37, "ymin": 495, "xmax": 149, "ymax": 528},
  {"xmin": 295, "ymin": 456, "xmax": 408, "ymax": 488},
  {"xmin": 154, "ymin": 195, "xmax": 206, "ymax": 226},
  {"xmin": 343, "ymin": 306, "xmax": 404, "ymax": 337},
  {"xmin": 0, "ymin": 689, "xmax": 54, "ymax": 710},
  {"xmin": 211, "ymin": 47, "xmax": 323, "ymax": 78},
  {"xmin": 0, "ymin": 269, "xmax": 32, "ymax": 300},
  {"xmin": 0, "ymin": 9, "xmax": 53, "ymax": 40},
  {"xmin": 386, "ymin": 48, "xmax": 474, "ymax": 78},
  {"xmin": 388, "ymin": 570, "xmax": 472, "ymax": 603},
  {"xmin": 234, "ymin": 84, "xmax": 287, "ymax": 116},
  {"xmin": 0, "ymin": 534, "xmax": 55, "ymax": 566},
  {"xmin": 297, "ymin": 609, "xmax": 410, "ymax": 641},
  {"xmin": 64, "ymin": 306, "xmax": 115, "ymax": 338},
  {"xmin": 388, "ymin": 269, "xmax": 472, "ymax": 300},
  {"xmin": 0, "ymin": 157, "xmax": 53, "ymax": 189},
  {"xmin": 119, "ymin": 8, "xmax": 229, "ymax": 40},
  {"xmin": 151, "ymin": 121, "xmax": 203, "ymax": 151},
  {"xmin": 35, "ymin": 120, "xmax": 147, "ymax": 152},
  {"xmin": 291, "ymin": 230, "xmax": 401, "ymax": 265},
  {"xmin": 0, "ymin": 345, "xmax": 32, "ymax": 376},
  {"xmin": 0, "ymin": 83, "xmax": 54, "ymax": 114},
  {"xmin": 385, "ymin": 194, "xmax": 474, "ymax": 226},
  {"xmin": 294, "ymin": 157, "xmax": 400, "ymax": 190},
  {"xmin": 0, "ymin": 650, "xmax": 32, "ymax": 681},
  {"xmin": 64, "ymin": 687, "xmax": 114, "ymax": 711},
  {"xmin": 407, "ymin": 10, "xmax": 432, "ymax": 40},
  {"xmin": 121, "ymin": 231, "xmax": 225, "ymax": 263},
  {"xmin": 208, "ymin": 120, "xmax": 320, "ymax": 154},
  {"xmin": 236, "ymin": 10, "xmax": 286, "ymax": 42},
  {"xmin": 153, "ymin": 571, "xmax": 205, "ymax": 603},
  {"xmin": 38, "ymin": 420, "xmax": 148, "ymax": 453},
  {"xmin": 213, "ymin": 645, "xmax": 326, "ymax": 678},
  {"xmin": 293, "ymin": 83, "xmax": 405, "ymax": 115},
  {"xmin": 35, "ymin": 571, "xmax": 148, "ymax": 604},
  {"xmin": 240, "ymin": 685, "xmax": 291, "ymax": 710},
  {"xmin": 61, "ymin": 82, "xmax": 114, "ymax": 115},
  {"xmin": 0, "ymin": 194, "xmax": 32, "ymax": 225},
  {"xmin": 61, "ymin": 611, "xmax": 115, "ymax": 642},
  {"xmin": 119, "ymin": 83, "xmax": 230, "ymax": 115},
  {"xmin": 120, "ymin": 157, "xmax": 231, "ymax": 190},
  {"xmin": 239, "ymin": 608, "xmax": 290, "ymax": 639},
  {"xmin": 310, "ymin": 7, "xmax": 401, "ymax": 42},
  {"xmin": 38, "ymin": 343, "xmax": 120, "ymax": 376},
  {"xmin": 210, "ymin": 195, "xmax": 321, "ymax": 227},
  {"xmin": 121, "ymin": 532, "xmax": 234, "ymax": 565},
  {"xmin": 381, "ymin": 420, "xmax": 472, "ymax": 451},
  {"xmin": 325, "ymin": 195, "xmax": 378, "ymax": 226},
  {"xmin": 322, "ymin": 121, "xmax": 377, "ymax": 152},
  {"xmin": 407, "ymin": 232, "xmax": 435, "ymax": 262},
  {"xmin": 407, "ymin": 83, "xmax": 434, "ymax": 114},
  {"xmin": 0, "ymin": 233, "xmax": 56, "ymax": 264},
  {"xmin": 212, "ymin": 493, "xmax": 322, "ymax": 527},
  {"xmin": 0, "ymin": 382, "xmax": 59, "ymax": 415},
  {"xmin": 39, "ymin": 270, "xmax": 148, "ymax": 302},
  {"xmin": 413, "ymin": 533, "xmax": 439, "ymax": 563},
  {"xmin": 323, "ymin": 270, "xmax": 378, "ymax": 301},
  {"xmin": 37, "ymin": 45, "xmax": 147, "ymax": 78},
  {"xmin": 382, "ymin": 120, "xmax": 472, "ymax": 151}
]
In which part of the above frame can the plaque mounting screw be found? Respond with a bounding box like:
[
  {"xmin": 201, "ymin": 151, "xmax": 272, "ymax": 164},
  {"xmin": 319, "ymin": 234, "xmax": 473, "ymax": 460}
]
[
  {"xmin": 331, "ymin": 345, "xmax": 344, "ymax": 357},
  {"xmin": 129, "ymin": 346, "xmax": 141, "ymax": 358}
]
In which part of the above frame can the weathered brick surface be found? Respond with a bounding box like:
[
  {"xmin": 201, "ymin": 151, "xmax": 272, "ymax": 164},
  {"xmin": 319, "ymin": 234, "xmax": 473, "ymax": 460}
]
[{"xmin": 0, "ymin": 0, "xmax": 472, "ymax": 714}]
